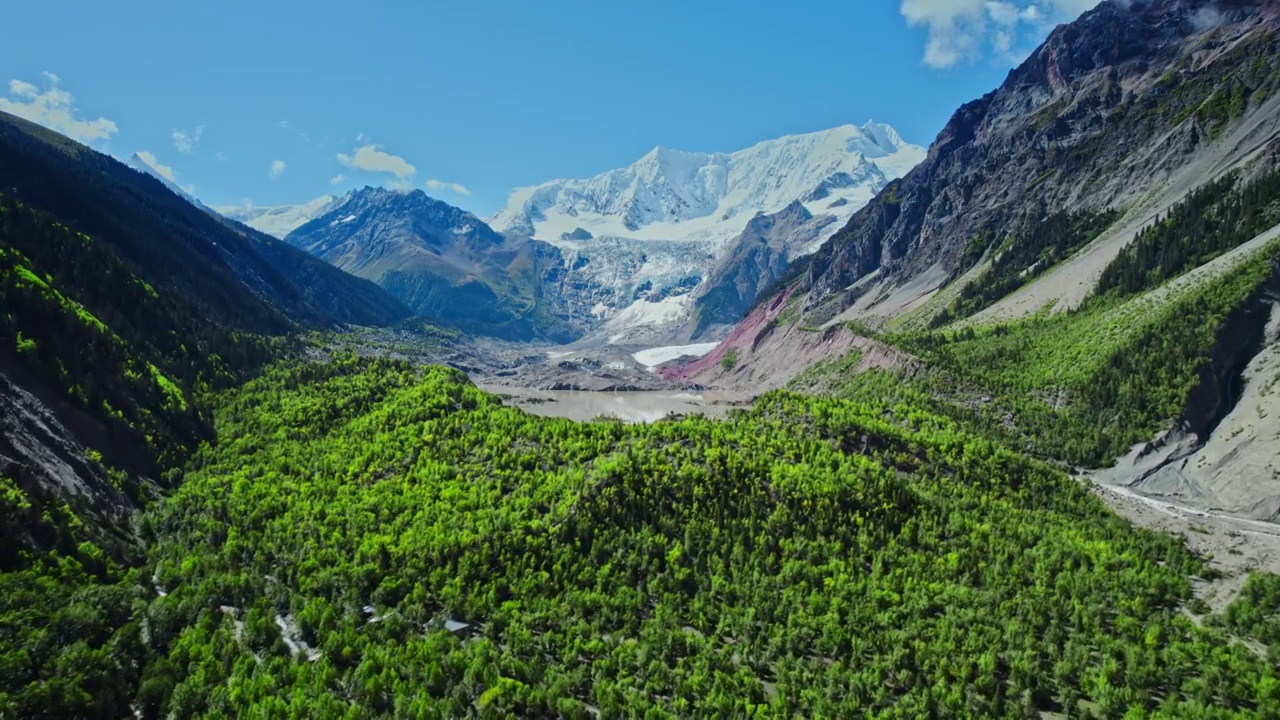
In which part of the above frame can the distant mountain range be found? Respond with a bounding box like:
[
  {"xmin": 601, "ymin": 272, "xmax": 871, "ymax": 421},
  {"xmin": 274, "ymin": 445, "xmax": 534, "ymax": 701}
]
[
  {"xmin": 490, "ymin": 122, "xmax": 920, "ymax": 242},
  {"xmin": 218, "ymin": 196, "xmax": 340, "ymax": 239},
  {"xmin": 283, "ymin": 187, "xmax": 577, "ymax": 341},
  {"xmin": 216, "ymin": 122, "xmax": 924, "ymax": 343}
]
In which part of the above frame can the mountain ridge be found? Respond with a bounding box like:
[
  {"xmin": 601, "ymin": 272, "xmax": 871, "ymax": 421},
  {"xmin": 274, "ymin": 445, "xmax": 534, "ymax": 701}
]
[
  {"xmin": 487, "ymin": 121, "xmax": 925, "ymax": 342},
  {"xmin": 490, "ymin": 120, "xmax": 923, "ymax": 243},
  {"xmin": 284, "ymin": 186, "xmax": 579, "ymax": 341},
  {"xmin": 219, "ymin": 195, "xmax": 340, "ymax": 239},
  {"xmin": 773, "ymin": 0, "xmax": 1280, "ymax": 329}
]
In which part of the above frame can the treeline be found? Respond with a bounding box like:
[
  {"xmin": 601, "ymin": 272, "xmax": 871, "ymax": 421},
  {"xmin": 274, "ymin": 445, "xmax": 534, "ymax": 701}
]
[
  {"xmin": 932, "ymin": 208, "xmax": 1120, "ymax": 327},
  {"xmin": 1097, "ymin": 168, "xmax": 1280, "ymax": 298}
]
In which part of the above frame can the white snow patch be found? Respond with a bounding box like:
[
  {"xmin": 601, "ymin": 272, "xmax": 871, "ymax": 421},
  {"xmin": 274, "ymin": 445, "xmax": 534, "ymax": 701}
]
[
  {"xmin": 607, "ymin": 296, "xmax": 694, "ymax": 343},
  {"xmin": 632, "ymin": 342, "xmax": 720, "ymax": 368},
  {"xmin": 218, "ymin": 195, "xmax": 340, "ymax": 238},
  {"xmin": 490, "ymin": 121, "xmax": 924, "ymax": 338},
  {"xmin": 490, "ymin": 121, "xmax": 924, "ymax": 251},
  {"xmin": 275, "ymin": 614, "xmax": 322, "ymax": 662}
]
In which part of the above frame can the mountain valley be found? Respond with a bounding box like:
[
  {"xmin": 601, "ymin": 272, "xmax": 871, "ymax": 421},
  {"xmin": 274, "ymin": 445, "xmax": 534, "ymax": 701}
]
[{"xmin": 7, "ymin": 0, "xmax": 1280, "ymax": 716}]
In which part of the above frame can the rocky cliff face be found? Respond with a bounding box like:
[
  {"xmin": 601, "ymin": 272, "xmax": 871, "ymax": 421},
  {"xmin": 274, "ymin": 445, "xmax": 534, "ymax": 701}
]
[
  {"xmin": 795, "ymin": 0, "xmax": 1280, "ymax": 324},
  {"xmin": 679, "ymin": 201, "xmax": 836, "ymax": 341}
]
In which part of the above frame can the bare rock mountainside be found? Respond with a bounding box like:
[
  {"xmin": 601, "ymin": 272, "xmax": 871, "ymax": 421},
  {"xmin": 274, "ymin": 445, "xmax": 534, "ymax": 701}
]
[
  {"xmin": 283, "ymin": 187, "xmax": 580, "ymax": 342},
  {"xmin": 797, "ymin": 0, "xmax": 1280, "ymax": 327},
  {"xmin": 689, "ymin": 0, "xmax": 1280, "ymax": 521}
]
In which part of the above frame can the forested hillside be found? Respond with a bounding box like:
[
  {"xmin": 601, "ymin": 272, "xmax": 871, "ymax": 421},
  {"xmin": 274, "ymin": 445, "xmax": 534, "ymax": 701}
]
[
  {"xmin": 800, "ymin": 232, "xmax": 1280, "ymax": 469},
  {"xmin": 0, "ymin": 111, "xmax": 410, "ymax": 331},
  {"xmin": 0, "ymin": 114, "xmax": 417, "ymax": 719},
  {"xmin": 49, "ymin": 357, "xmax": 1273, "ymax": 717}
]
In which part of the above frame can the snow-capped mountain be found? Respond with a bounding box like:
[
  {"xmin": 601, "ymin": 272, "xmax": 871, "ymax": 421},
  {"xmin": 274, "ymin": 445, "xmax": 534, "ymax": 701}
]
[
  {"xmin": 492, "ymin": 121, "xmax": 922, "ymax": 245},
  {"xmin": 218, "ymin": 195, "xmax": 341, "ymax": 239},
  {"xmin": 490, "ymin": 121, "xmax": 924, "ymax": 342},
  {"xmin": 126, "ymin": 152, "xmax": 216, "ymax": 214}
]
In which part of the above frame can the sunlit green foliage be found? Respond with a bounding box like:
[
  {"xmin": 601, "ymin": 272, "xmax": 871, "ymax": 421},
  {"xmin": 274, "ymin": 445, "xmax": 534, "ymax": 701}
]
[
  {"xmin": 861, "ymin": 245, "xmax": 1275, "ymax": 467},
  {"xmin": 120, "ymin": 357, "xmax": 1280, "ymax": 717},
  {"xmin": 1211, "ymin": 574, "xmax": 1280, "ymax": 650}
]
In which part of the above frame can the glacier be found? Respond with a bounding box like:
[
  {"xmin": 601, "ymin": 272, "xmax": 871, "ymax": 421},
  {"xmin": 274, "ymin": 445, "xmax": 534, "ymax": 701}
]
[{"xmin": 490, "ymin": 121, "xmax": 925, "ymax": 342}]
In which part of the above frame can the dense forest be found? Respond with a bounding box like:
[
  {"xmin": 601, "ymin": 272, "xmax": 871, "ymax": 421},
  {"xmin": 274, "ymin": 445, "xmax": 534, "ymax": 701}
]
[
  {"xmin": 1097, "ymin": 168, "xmax": 1280, "ymax": 298},
  {"xmin": 95, "ymin": 359, "xmax": 1280, "ymax": 716}
]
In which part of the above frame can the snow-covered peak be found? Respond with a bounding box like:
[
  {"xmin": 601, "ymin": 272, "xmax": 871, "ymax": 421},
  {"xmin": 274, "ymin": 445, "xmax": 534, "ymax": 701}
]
[
  {"xmin": 217, "ymin": 195, "xmax": 341, "ymax": 239},
  {"xmin": 490, "ymin": 122, "xmax": 924, "ymax": 245}
]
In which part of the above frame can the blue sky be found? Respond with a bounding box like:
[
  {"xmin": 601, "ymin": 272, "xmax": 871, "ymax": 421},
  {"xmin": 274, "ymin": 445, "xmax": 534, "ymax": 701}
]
[{"xmin": 1, "ymin": 0, "xmax": 1101, "ymax": 217}]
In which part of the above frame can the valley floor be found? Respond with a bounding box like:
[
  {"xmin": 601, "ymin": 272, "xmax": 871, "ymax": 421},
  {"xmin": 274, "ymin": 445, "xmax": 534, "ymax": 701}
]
[{"xmin": 479, "ymin": 385, "xmax": 750, "ymax": 423}]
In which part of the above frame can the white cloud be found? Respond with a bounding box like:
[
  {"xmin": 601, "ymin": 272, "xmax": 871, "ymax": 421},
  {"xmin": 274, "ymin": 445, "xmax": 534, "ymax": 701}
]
[
  {"xmin": 900, "ymin": 0, "xmax": 1104, "ymax": 68},
  {"xmin": 9, "ymin": 80, "xmax": 38, "ymax": 98},
  {"xmin": 425, "ymin": 179, "xmax": 471, "ymax": 196},
  {"xmin": 215, "ymin": 151, "xmax": 229, "ymax": 162},
  {"xmin": 0, "ymin": 73, "xmax": 118, "ymax": 144},
  {"xmin": 136, "ymin": 150, "xmax": 177, "ymax": 183},
  {"xmin": 269, "ymin": 160, "xmax": 287, "ymax": 179},
  {"xmin": 136, "ymin": 150, "xmax": 197, "ymax": 194},
  {"xmin": 277, "ymin": 120, "xmax": 289, "ymax": 129},
  {"xmin": 330, "ymin": 174, "xmax": 347, "ymax": 185},
  {"xmin": 171, "ymin": 124, "xmax": 204, "ymax": 153},
  {"xmin": 337, "ymin": 143, "xmax": 417, "ymax": 178}
]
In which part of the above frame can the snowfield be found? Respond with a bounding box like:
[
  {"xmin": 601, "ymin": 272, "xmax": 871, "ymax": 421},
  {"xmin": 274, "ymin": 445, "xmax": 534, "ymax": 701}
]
[
  {"xmin": 632, "ymin": 342, "xmax": 721, "ymax": 369},
  {"xmin": 218, "ymin": 195, "xmax": 342, "ymax": 239},
  {"xmin": 491, "ymin": 122, "xmax": 925, "ymax": 339}
]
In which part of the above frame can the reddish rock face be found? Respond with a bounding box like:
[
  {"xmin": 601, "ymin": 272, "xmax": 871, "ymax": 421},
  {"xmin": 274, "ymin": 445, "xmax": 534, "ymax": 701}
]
[{"xmin": 662, "ymin": 285, "xmax": 797, "ymax": 382}]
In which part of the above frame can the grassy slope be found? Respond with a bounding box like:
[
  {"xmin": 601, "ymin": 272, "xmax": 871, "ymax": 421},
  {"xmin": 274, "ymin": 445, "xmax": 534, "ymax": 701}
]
[{"xmin": 802, "ymin": 238, "xmax": 1278, "ymax": 468}]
